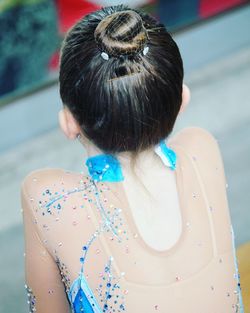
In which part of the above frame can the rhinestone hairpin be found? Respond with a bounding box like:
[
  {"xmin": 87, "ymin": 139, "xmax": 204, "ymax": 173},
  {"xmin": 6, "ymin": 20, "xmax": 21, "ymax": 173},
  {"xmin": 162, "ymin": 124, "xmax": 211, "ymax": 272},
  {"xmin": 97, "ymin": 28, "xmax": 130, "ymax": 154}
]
[
  {"xmin": 100, "ymin": 46, "xmax": 149, "ymax": 61},
  {"xmin": 143, "ymin": 46, "xmax": 149, "ymax": 55},
  {"xmin": 101, "ymin": 52, "xmax": 109, "ymax": 60}
]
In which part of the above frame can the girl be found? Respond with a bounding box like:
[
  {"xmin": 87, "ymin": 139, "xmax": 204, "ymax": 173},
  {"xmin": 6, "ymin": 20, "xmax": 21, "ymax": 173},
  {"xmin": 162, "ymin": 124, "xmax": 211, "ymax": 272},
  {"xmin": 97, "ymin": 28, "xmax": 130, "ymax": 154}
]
[{"xmin": 21, "ymin": 4, "xmax": 243, "ymax": 312}]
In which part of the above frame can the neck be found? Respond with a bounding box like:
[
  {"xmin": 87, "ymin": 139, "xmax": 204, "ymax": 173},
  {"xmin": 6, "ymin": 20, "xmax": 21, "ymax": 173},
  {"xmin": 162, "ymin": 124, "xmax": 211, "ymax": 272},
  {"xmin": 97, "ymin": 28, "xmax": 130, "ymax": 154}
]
[
  {"xmin": 117, "ymin": 148, "xmax": 159, "ymax": 172},
  {"xmin": 84, "ymin": 141, "xmax": 103, "ymax": 158},
  {"xmin": 83, "ymin": 139, "xmax": 158, "ymax": 173}
]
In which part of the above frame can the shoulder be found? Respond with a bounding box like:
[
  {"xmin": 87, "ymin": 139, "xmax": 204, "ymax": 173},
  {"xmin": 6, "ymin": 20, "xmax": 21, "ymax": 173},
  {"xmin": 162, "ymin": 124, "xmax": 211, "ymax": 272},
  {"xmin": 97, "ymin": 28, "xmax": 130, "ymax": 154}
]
[
  {"xmin": 21, "ymin": 167, "xmax": 89, "ymax": 205},
  {"xmin": 168, "ymin": 126, "xmax": 222, "ymax": 165},
  {"xmin": 168, "ymin": 126, "xmax": 218, "ymax": 150},
  {"xmin": 21, "ymin": 168, "xmax": 65, "ymax": 198},
  {"xmin": 169, "ymin": 126, "xmax": 228, "ymax": 187},
  {"xmin": 169, "ymin": 126, "xmax": 227, "ymax": 183}
]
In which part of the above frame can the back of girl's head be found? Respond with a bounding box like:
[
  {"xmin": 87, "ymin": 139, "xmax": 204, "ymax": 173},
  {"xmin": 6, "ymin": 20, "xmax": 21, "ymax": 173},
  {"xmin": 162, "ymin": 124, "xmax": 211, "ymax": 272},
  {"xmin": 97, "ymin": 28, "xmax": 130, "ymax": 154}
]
[{"xmin": 59, "ymin": 5, "xmax": 183, "ymax": 155}]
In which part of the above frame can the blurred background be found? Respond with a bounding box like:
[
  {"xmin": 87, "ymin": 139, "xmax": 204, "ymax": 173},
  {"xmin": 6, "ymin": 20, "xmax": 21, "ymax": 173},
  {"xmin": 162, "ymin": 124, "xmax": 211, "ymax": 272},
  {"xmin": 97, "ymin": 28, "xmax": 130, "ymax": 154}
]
[{"xmin": 0, "ymin": 0, "xmax": 249, "ymax": 312}]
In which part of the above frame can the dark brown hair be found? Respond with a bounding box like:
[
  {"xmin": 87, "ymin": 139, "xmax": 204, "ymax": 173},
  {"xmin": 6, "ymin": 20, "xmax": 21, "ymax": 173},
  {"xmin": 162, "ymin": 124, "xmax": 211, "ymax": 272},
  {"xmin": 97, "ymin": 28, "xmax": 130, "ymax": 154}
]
[{"xmin": 59, "ymin": 5, "xmax": 183, "ymax": 154}]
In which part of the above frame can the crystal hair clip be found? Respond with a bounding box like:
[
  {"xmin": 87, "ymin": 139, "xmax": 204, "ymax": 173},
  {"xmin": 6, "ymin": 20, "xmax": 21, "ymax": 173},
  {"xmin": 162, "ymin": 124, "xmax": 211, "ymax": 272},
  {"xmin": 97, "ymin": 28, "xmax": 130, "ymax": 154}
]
[
  {"xmin": 101, "ymin": 52, "xmax": 109, "ymax": 60},
  {"xmin": 101, "ymin": 46, "xmax": 149, "ymax": 61}
]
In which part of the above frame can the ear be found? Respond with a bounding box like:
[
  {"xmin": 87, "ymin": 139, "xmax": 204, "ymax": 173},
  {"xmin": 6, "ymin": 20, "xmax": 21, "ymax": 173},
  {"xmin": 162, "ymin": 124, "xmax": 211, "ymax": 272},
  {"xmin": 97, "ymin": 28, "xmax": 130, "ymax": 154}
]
[
  {"xmin": 58, "ymin": 107, "xmax": 81, "ymax": 139},
  {"xmin": 179, "ymin": 84, "xmax": 191, "ymax": 114}
]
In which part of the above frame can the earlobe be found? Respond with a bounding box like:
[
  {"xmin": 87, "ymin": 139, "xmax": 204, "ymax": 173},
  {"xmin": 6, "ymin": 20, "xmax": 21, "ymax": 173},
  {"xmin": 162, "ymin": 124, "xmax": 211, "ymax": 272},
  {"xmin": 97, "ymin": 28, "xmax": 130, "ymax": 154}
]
[
  {"xmin": 179, "ymin": 84, "xmax": 191, "ymax": 114},
  {"xmin": 58, "ymin": 107, "xmax": 81, "ymax": 139},
  {"xmin": 59, "ymin": 109, "xmax": 69, "ymax": 138}
]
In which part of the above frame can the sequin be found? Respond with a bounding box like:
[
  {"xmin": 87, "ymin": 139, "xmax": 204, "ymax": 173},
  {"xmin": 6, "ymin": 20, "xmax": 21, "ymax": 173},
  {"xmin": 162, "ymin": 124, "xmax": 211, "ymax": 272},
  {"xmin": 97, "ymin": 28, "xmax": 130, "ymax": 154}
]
[
  {"xmin": 55, "ymin": 258, "xmax": 72, "ymax": 294},
  {"xmin": 230, "ymin": 225, "xmax": 244, "ymax": 312},
  {"xmin": 25, "ymin": 284, "xmax": 36, "ymax": 313}
]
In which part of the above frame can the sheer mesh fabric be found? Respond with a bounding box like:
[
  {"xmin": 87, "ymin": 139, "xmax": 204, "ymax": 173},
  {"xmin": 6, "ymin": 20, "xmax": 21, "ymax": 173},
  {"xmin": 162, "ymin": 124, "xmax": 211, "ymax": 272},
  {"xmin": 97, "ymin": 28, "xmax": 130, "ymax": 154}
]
[{"xmin": 21, "ymin": 127, "xmax": 243, "ymax": 312}]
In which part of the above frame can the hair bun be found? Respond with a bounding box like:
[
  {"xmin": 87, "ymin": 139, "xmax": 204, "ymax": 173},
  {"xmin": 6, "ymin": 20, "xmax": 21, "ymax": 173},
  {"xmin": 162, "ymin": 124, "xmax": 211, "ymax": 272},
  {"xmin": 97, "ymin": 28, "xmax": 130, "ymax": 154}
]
[{"xmin": 94, "ymin": 10, "xmax": 148, "ymax": 58}]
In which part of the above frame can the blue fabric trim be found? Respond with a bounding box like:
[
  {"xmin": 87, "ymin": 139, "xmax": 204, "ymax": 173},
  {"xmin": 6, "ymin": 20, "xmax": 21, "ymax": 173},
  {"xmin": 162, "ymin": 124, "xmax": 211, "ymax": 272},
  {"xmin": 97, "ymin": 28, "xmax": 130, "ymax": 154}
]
[
  {"xmin": 68, "ymin": 273, "xmax": 102, "ymax": 313},
  {"xmin": 159, "ymin": 140, "xmax": 177, "ymax": 170},
  {"xmin": 73, "ymin": 288, "xmax": 95, "ymax": 313},
  {"xmin": 85, "ymin": 140, "xmax": 176, "ymax": 182},
  {"xmin": 86, "ymin": 154, "xmax": 124, "ymax": 182}
]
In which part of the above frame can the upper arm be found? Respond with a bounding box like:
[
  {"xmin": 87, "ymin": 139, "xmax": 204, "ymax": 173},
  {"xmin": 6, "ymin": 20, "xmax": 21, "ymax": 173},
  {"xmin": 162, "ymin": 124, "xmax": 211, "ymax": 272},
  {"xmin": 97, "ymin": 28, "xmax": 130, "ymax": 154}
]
[{"xmin": 21, "ymin": 169, "xmax": 71, "ymax": 313}]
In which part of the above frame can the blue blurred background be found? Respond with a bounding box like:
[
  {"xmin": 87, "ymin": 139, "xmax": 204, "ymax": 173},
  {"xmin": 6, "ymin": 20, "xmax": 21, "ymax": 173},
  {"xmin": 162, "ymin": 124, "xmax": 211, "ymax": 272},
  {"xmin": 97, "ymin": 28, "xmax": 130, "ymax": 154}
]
[{"xmin": 0, "ymin": 1, "xmax": 249, "ymax": 312}]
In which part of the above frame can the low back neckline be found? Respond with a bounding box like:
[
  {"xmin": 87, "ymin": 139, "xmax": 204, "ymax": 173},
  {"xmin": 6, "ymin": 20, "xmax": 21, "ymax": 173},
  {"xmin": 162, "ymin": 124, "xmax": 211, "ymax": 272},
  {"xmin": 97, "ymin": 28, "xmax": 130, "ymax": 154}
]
[
  {"xmin": 85, "ymin": 140, "xmax": 188, "ymax": 256},
  {"xmin": 117, "ymin": 146, "xmax": 186, "ymax": 256}
]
